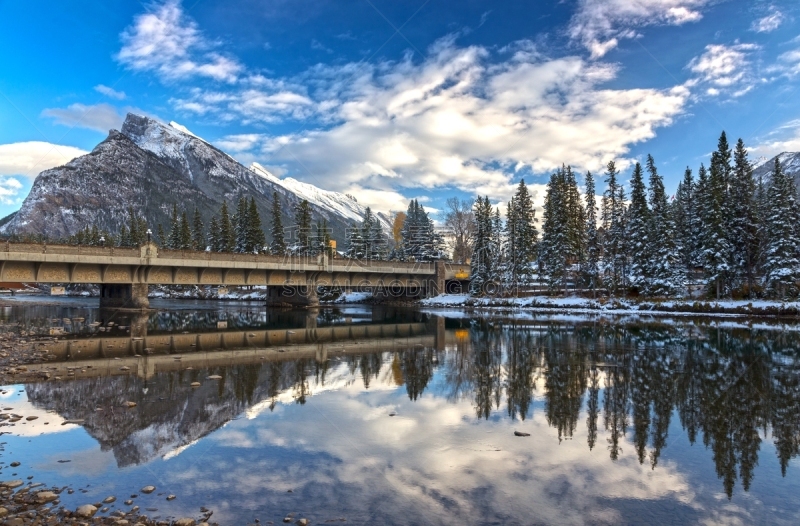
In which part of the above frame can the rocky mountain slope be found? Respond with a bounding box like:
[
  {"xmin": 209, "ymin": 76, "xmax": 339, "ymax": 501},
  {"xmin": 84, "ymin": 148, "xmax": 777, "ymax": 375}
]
[
  {"xmin": 1, "ymin": 113, "xmax": 390, "ymax": 243},
  {"xmin": 752, "ymin": 151, "xmax": 800, "ymax": 189}
]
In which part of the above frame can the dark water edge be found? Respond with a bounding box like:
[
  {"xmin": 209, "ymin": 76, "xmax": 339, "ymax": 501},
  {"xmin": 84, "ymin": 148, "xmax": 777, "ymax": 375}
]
[{"xmin": 0, "ymin": 297, "xmax": 799, "ymax": 525}]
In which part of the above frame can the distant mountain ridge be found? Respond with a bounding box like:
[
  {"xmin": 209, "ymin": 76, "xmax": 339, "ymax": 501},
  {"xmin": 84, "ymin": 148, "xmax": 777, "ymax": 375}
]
[
  {"xmin": 1, "ymin": 113, "xmax": 390, "ymax": 243},
  {"xmin": 752, "ymin": 151, "xmax": 800, "ymax": 189}
]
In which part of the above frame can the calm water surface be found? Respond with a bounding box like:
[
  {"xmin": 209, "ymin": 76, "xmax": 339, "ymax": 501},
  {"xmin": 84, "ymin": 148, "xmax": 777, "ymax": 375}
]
[{"xmin": 1, "ymin": 297, "xmax": 800, "ymax": 525}]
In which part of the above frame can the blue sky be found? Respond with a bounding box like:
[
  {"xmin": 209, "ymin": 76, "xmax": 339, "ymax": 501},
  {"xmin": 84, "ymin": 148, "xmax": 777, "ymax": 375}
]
[{"xmin": 1, "ymin": 0, "xmax": 800, "ymax": 220}]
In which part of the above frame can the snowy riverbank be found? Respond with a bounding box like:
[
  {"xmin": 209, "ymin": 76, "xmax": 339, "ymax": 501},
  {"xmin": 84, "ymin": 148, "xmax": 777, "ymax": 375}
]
[{"xmin": 416, "ymin": 294, "xmax": 800, "ymax": 317}]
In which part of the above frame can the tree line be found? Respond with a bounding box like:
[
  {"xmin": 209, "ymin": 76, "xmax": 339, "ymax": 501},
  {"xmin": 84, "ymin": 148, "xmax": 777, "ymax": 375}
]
[{"xmin": 471, "ymin": 131, "xmax": 800, "ymax": 299}]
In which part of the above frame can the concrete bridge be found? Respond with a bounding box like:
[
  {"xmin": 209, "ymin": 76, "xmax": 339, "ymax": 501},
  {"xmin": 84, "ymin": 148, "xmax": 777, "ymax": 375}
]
[{"xmin": 0, "ymin": 241, "xmax": 471, "ymax": 308}]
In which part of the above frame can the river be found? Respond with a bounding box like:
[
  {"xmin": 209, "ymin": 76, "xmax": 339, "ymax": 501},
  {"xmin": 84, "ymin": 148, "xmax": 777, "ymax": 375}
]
[{"xmin": 0, "ymin": 297, "xmax": 799, "ymax": 525}]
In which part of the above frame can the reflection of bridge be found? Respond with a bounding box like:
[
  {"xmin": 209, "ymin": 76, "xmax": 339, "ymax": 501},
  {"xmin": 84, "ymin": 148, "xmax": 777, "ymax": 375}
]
[
  {"xmin": 0, "ymin": 242, "xmax": 471, "ymax": 308},
  {"xmin": 24, "ymin": 318, "xmax": 448, "ymax": 380}
]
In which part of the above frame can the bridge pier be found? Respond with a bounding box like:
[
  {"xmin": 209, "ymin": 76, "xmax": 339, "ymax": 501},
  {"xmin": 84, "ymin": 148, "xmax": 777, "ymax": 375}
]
[
  {"xmin": 99, "ymin": 283, "xmax": 149, "ymax": 310},
  {"xmin": 266, "ymin": 286, "xmax": 319, "ymax": 308}
]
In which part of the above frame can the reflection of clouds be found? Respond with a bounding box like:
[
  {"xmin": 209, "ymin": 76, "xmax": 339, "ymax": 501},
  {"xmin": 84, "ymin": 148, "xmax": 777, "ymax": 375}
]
[
  {"xmin": 35, "ymin": 448, "xmax": 116, "ymax": 477},
  {"xmin": 1, "ymin": 386, "xmax": 79, "ymax": 436},
  {"xmin": 149, "ymin": 362, "xmax": 755, "ymax": 525}
]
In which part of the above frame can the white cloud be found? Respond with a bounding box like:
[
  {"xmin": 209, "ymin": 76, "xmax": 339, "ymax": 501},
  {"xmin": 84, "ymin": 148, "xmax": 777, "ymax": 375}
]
[
  {"xmin": 686, "ymin": 43, "xmax": 759, "ymax": 96},
  {"xmin": 41, "ymin": 103, "xmax": 124, "ymax": 133},
  {"xmin": 117, "ymin": 0, "xmax": 241, "ymax": 82},
  {"xmin": 750, "ymin": 8, "xmax": 783, "ymax": 33},
  {"xmin": 229, "ymin": 38, "xmax": 687, "ymax": 211},
  {"xmin": 776, "ymin": 47, "xmax": 800, "ymax": 76},
  {"xmin": 568, "ymin": 0, "xmax": 711, "ymax": 58},
  {"xmin": 752, "ymin": 121, "xmax": 800, "ymax": 159},
  {"xmin": 94, "ymin": 84, "xmax": 126, "ymax": 100},
  {"xmin": 0, "ymin": 141, "xmax": 88, "ymax": 180},
  {"xmin": 0, "ymin": 177, "xmax": 23, "ymax": 206}
]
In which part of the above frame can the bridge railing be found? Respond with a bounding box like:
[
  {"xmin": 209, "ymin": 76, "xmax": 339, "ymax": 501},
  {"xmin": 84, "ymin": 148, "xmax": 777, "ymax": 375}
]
[
  {"xmin": 2, "ymin": 241, "xmax": 141, "ymax": 258},
  {"xmin": 157, "ymin": 248, "xmax": 436, "ymax": 273}
]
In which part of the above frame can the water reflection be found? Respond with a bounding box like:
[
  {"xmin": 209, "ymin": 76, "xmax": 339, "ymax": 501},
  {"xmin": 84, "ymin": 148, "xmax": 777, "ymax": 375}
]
[{"xmin": 10, "ymin": 310, "xmax": 800, "ymax": 517}]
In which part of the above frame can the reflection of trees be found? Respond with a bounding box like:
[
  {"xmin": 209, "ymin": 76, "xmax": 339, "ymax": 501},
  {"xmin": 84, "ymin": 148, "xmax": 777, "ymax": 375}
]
[
  {"xmin": 542, "ymin": 328, "xmax": 587, "ymax": 441},
  {"xmin": 505, "ymin": 327, "xmax": 539, "ymax": 421},
  {"xmin": 401, "ymin": 348, "xmax": 437, "ymax": 401},
  {"xmin": 473, "ymin": 331, "xmax": 502, "ymax": 420}
]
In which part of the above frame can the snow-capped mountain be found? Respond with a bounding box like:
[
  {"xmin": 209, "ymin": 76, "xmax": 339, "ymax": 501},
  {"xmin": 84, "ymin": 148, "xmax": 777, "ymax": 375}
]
[
  {"xmin": 752, "ymin": 151, "xmax": 800, "ymax": 189},
  {"xmin": 1, "ymin": 113, "xmax": 391, "ymax": 241}
]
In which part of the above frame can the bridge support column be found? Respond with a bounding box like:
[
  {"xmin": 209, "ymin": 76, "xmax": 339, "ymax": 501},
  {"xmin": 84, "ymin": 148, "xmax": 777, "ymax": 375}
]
[
  {"xmin": 425, "ymin": 261, "xmax": 446, "ymax": 298},
  {"xmin": 266, "ymin": 286, "xmax": 319, "ymax": 308},
  {"xmin": 99, "ymin": 283, "xmax": 149, "ymax": 309}
]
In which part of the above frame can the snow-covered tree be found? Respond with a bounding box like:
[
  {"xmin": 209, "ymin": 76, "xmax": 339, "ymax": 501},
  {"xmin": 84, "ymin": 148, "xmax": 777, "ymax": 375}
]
[
  {"xmin": 583, "ymin": 171, "xmax": 601, "ymax": 294},
  {"xmin": 505, "ymin": 179, "xmax": 539, "ymax": 291},
  {"xmin": 702, "ymin": 137, "xmax": 733, "ymax": 299},
  {"xmin": 728, "ymin": 138, "xmax": 760, "ymax": 295},
  {"xmin": 673, "ymin": 167, "xmax": 698, "ymax": 275},
  {"xmin": 192, "ymin": 208, "xmax": 205, "ymax": 251},
  {"xmin": 293, "ymin": 199, "xmax": 313, "ymax": 256},
  {"xmin": 763, "ymin": 157, "xmax": 800, "ymax": 297},
  {"xmin": 601, "ymin": 161, "xmax": 627, "ymax": 294},
  {"xmin": 470, "ymin": 196, "xmax": 496, "ymax": 295},
  {"xmin": 270, "ymin": 191, "xmax": 286, "ymax": 256},
  {"xmin": 626, "ymin": 162, "xmax": 650, "ymax": 292},
  {"xmin": 645, "ymin": 154, "xmax": 684, "ymax": 296},
  {"xmin": 400, "ymin": 199, "xmax": 445, "ymax": 261}
]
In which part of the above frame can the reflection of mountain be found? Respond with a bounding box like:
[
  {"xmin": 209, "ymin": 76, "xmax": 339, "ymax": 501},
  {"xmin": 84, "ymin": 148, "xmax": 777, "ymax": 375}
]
[
  {"xmin": 26, "ymin": 353, "xmax": 405, "ymax": 467},
  {"xmin": 22, "ymin": 316, "xmax": 800, "ymax": 496}
]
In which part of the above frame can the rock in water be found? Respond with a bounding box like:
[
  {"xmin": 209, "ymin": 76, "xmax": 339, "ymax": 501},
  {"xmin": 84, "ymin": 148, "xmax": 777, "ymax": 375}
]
[
  {"xmin": 514, "ymin": 431, "xmax": 531, "ymax": 437},
  {"xmin": 140, "ymin": 486, "xmax": 156, "ymax": 494},
  {"xmin": 35, "ymin": 491, "xmax": 58, "ymax": 503},
  {"xmin": 75, "ymin": 504, "xmax": 97, "ymax": 518}
]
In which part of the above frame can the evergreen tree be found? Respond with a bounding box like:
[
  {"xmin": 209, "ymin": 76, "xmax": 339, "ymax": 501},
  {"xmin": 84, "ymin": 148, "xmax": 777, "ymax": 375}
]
[
  {"xmin": 315, "ymin": 219, "xmax": 331, "ymax": 256},
  {"xmin": 729, "ymin": 138, "xmax": 760, "ymax": 296},
  {"xmin": 219, "ymin": 201, "xmax": 233, "ymax": 252},
  {"xmin": 763, "ymin": 157, "xmax": 800, "ymax": 297},
  {"xmin": 504, "ymin": 179, "xmax": 539, "ymax": 291},
  {"xmin": 673, "ymin": 168, "xmax": 697, "ymax": 275},
  {"xmin": 361, "ymin": 207, "xmax": 386, "ymax": 260},
  {"xmin": 89, "ymin": 224, "xmax": 100, "ymax": 245},
  {"xmin": 583, "ymin": 171, "xmax": 601, "ymax": 294},
  {"xmin": 246, "ymin": 197, "xmax": 266, "ymax": 253},
  {"xmin": 540, "ymin": 169, "xmax": 567, "ymax": 290},
  {"xmin": 208, "ymin": 216, "xmax": 220, "ymax": 252},
  {"xmin": 234, "ymin": 196, "xmax": 248, "ymax": 253},
  {"xmin": 345, "ymin": 222, "xmax": 365, "ymax": 259},
  {"xmin": 118, "ymin": 225, "xmax": 131, "ymax": 247},
  {"xmin": 601, "ymin": 160, "xmax": 627, "ymax": 294},
  {"xmin": 703, "ymin": 138, "xmax": 733, "ymax": 298},
  {"xmin": 179, "ymin": 211, "xmax": 192, "ymax": 250},
  {"xmin": 294, "ymin": 199, "xmax": 313, "ymax": 256},
  {"xmin": 400, "ymin": 199, "xmax": 445, "ymax": 261},
  {"xmin": 167, "ymin": 204, "xmax": 180, "ymax": 250},
  {"xmin": 192, "ymin": 207, "xmax": 205, "ymax": 251},
  {"xmin": 470, "ymin": 196, "xmax": 496, "ymax": 295},
  {"xmin": 646, "ymin": 154, "xmax": 684, "ymax": 296},
  {"xmin": 270, "ymin": 191, "xmax": 287, "ymax": 256},
  {"xmin": 157, "ymin": 224, "xmax": 166, "ymax": 247},
  {"xmin": 491, "ymin": 207, "xmax": 504, "ymax": 284},
  {"xmin": 626, "ymin": 162, "xmax": 650, "ymax": 292}
]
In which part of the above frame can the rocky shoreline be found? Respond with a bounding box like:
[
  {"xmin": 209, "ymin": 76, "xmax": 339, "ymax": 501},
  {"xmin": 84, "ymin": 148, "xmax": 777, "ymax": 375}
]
[{"xmin": 0, "ymin": 480, "xmax": 214, "ymax": 526}]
